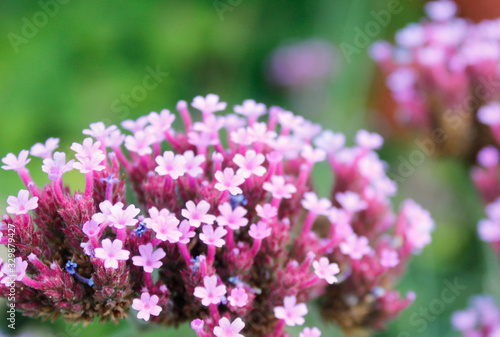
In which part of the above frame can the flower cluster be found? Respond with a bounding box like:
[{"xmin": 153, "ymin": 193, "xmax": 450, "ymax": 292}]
[
  {"xmin": 0, "ymin": 95, "xmax": 432, "ymax": 336},
  {"xmin": 451, "ymin": 296, "xmax": 500, "ymax": 337},
  {"xmin": 370, "ymin": 0, "xmax": 500, "ymax": 158}
]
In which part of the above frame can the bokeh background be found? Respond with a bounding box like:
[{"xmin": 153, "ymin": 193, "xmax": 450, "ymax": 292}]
[{"xmin": 0, "ymin": 0, "xmax": 498, "ymax": 336}]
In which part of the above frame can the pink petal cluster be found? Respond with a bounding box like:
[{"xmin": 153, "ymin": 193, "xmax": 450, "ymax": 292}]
[{"xmin": 452, "ymin": 296, "xmax": 500, "ymax": 337}]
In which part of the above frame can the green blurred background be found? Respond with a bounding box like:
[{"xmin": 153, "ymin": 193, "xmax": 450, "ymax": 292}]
[{"xmin": 0, "ymin": 0, "xmax": 497, "ymax": 336}]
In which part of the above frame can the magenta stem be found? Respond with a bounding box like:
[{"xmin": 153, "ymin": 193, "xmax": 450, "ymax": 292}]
[
  {"xmin": 178, "ymin": 243, "xmax": 192, "ymax": 265},
  {"xmin": 301, "ymin": 212, "xmax": 317, "ymax": 236},
  {"xmin": 84, "ymin": 172, "xmax": 94, "ymax": 199}
]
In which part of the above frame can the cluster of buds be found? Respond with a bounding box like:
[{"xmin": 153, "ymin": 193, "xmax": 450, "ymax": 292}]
[
  {"xmin": 370, "ymin": 0, "xmax": 500, "ymax": 158},
  {"xmin": 452, "ymin": 296, "xmax": 500, "ymax": 337},
  {"xmin": 0, "ymin": 94, "xmax": 433, "ymax": 336}
]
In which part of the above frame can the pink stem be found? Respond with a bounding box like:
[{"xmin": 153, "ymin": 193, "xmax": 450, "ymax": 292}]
[
  {"xmin": 301, "ymin": 212, "xmax": 317, "ymax": 236},
  {"xmin": 84, "ymin": 172, "xmax": 94, "ymax": 199},
  {"xmin": 178, "ymin": 243, "xmax": 192, "ymax": 265},
  {"xmin": 21, "ymin": 276, "xmax": 44, "ymax": 290},
  {"xmin": 207, "ymin": 245, "xmax": 216, "ymax": 268}
]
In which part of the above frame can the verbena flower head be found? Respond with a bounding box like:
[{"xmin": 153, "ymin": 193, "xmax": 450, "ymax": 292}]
[
  {"xmin": 0, "ymin": 95, "xmax": 432, "ymax": 336},
  {"xmin": 370, "ymin": 0, "xmax": 500, "ymax": 158},
  {"xmin": 452, "ymin": 296, "xmax": 500, "ymax": 337}
]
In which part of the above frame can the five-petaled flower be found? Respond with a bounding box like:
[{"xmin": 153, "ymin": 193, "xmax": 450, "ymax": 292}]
[
  {"xmin": 213, "ymin": 317, "xmax": 246, "ymax": 337},
  {"xmin": 248, "ymin": 221, "xmax": 272, "ymax": 240},
  {"xmin": 94, "ymin": 239, "xmax": 130, "ymax": 269},
  {"xmin": 1, "ymin": 150, "xmax": 31, "ymax": 172},
  {"xmin": 228, "ymin": 288, "xmax": 249, "ymax": 308},
  {"xmin": 313, "ymin": 257, "xmax": 340, "ymax": 284},
  {"xmin": 132, "ymin": 292, "xmax": 162, "ymax": 322},
  {"xmin": 200, "ymin": 225, "xmax": 227, "ymax": 248},
  {"xmin": 300, "ymin": 327, "xmax": 322, "ymax": 337},
  {"xmin": 194, "ymin": 275, "xmax": 227, "ymax": 306},
  {"xmin": 6, "ymin": 189, "xmax": 38, "ymax": 215},
  {"xmin": 233, "ymin": 150, "xmax": 267, "ymax": 179},
  {"xmin": 182, "ymin": 200, "xmax": 216, "ymax": 228},
  {"xmin": 340, "ymin": 234, "xmax": 372, "ymax": 260},
  {"xmin": 191, "ymin": 94, "xmax": 227, "ymax": 116},
  {"xmin": 132, "ymin": 243, "xmax": 166, "ymax": 273},
  {"xmin": 108, "ymin": 203, "xmax": 141, "ymax": 229},
  {"xmin": 274, "ymin": 295, "xmax": 308, "ymax": 326},
  {"xmin": 263, "ymin": 176, "xmax": 297, "ymax": 199},
  {"xmin": 155, "ymin": 151, "xmax": 187, "ymax": 179},
  {"xmin": 380, "ymin": 249, "xmax": 400, "ymax": 268},
  {"xmin": 42, "ymin": 152, "xmax": 74, "ymax": 181},
  {"xmin": 216, "ymin": 202, "xmax": 248, "ymax": 230},
  {"xmin": 214, "ymin": 168, "xmax": 245, "ymax": 195}
]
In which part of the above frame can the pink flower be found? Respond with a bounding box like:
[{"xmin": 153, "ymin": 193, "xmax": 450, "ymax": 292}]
[
  {"xmin": 92, "ymin": 200, "xmax": 113, "ymax": 224},
  {"xmin": 108, "ymin": 203, "xmax": 140, "ymax": 229},
  {"xmin": 6, "ymin": 190, "xmax": 38, "ymax": 215},
  {"xmin": 94, "ymin": 239, "xmax": 130, "ymax": 269},
  {"xmin": 82, "ymin": 220, "xmax": 100, "ymax": 237},
  {"xmin": 256, "ymin": 203, "xmax": 278, "ymax": 220},
  {"xmin": 124, "ymin": 131, "xmax": 155, "ymax": 156},
  {"xmin": 191, "ymin": 319, "xmax": 205, "ymax": 333},
  {"xmin": 479, "ymin": 103, "xmax": 500, "ymax": 126},
  {"xmin": 340, "ymin": 234, "xmax": 372, "ymax": 260},
  {"xmin": 182, "ymin": 150, "xmax": 205, "ymax": 177},
  {"xmin": 301, "ymin": 145, "xmax": 326, "ymax": 163},
  {"xmin": 132, "ymin": 243, "xmax": 166, "ymax": 273},
  {"xmin": 380, "ymin": 249, "xmax": 400, "ymax": 268},
  {"xmin": 105, "ymin": 130, "xmax": 125, "ymax": 148},
  {"xmin": 216, "ymin": 203, "xmax": 248, "ymax": 230},
  {"xmin": 42, "ymin": 152, "xmax": 74, "ymax": 181},
  {"xmin": 178, "ymin": 220, "xmax": 196, "ymax": 244},
  {"xmin": 228, "ymin": 288, "xmax": 249, "ymax": 307},
  {"xmin": 477, "ymin": 146, "xmax": 499, "ymax": 168},
  {"xmin": 30, "ymin": 137, "xmax": 59, "ymax": 159},
  {"xmin": 0, "ymin": 257, "xmax": 28, "ymax": 284},
  {"xmin": 132, "ymin": 292, "xmax": 162, "ymax": 321},
  {"xmin": 274, "ymin": 295, "xmax": 308, "ymax": 326},
  {"xmin": 72, "ymin": 138, "xmax": 106, "ymax": 173},
  {"xmin": 314, "ymin": 130, "xmax": 345, "ymax": 154},
  {"xmin": 336, "ymin": 191, "xmax": 368, "ymax": 214},
  {"xmin": 193, "ymin": 115, "xmax": 226, "ymax": 134},
  {"xmin": 83, "ymin": 122, "xmax": 118, "ymax": 141},
  {"xmin": 263, "ymin": 176, "xmax": 297, "ymax": 199},
  {"xmin": 355, "ymin": 130, "xmax": 384, "ymax": 150},
  {"xmin": 200, "ymin": 225, "xmax": 227, "ymax": 248},
  {"xmin": 148, "ymin": 210, "xmax": 182, "ymax": 243},
  {"xmin": 300, "ymin": 327, "xmax": 322, "ymax": 337},
  {"xmin": 213, "ymin": 317, "xmax": 245, "ymax": 337},
  {"xmin": 425, "ymin": 0, "xmax": 457, "ymax": 21},
  {"xmin": 148, "ymin": 109, "xmax": 175, "ymax": 133},
  {"xmin": 155, "ymin": 151, "xmax": 186, "ymax": 179},
  {"xmin": 182, "ymin": 200, "xmax": 216, "ymax": 228},
  {"xmin": 214, "ymin": 168, "xmax": 245, "ymax": 195},
  {"xmin": 193, "ymin": 275, "xmax": 227, "ymax": 306},
  {"xmin": 302, "ymin": 192, "xmax": 331, "ymax": 215},
  {"xmin": 478, "ymin": 219, "xmax": 500, "ymax": 242},
  {"xmin": 234, "ymin": 99, "xmax": 266, "ymax": 122},
  {"xmin": 313, "ymin": 257, "xmax": 340, "ymax": 284},
  {"xmin": 121, "ymin": 116, "xmax": 149, "ymax": 133},
  {"xmin": 1, "ymin": 150, "xmax": 30, "ymax": 171},
  {"xmin": 248, "ymin": 221, "xmax": 271, "ymax": 240},
  {"xmin": 191, "ymin": 94, "xmax": 227, "ymax": 115},
  {"xmin": 233, "ymin": 150, "xmax": 266, "ymax": 178}
]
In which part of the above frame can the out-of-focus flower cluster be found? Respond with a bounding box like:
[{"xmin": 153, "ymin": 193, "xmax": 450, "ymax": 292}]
[
  {"xmin": 371, "ymin": 0, "xmax": 500, "ymax": 158},
  {"xmin": 452, "ymin": 296, "xmax": 500, "ymax": 337},
  {"xmin": 0, "ymin": 95, "xmax": 433, "ymax": 336}
]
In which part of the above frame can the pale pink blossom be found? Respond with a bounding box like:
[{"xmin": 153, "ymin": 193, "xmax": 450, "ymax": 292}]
[
  {"xmin": 30, "ymin": 137, "xmax": 59, "ymax": 159},
  {"xmin": 132, "ymin": 243, "xmax": 166, "ymax": 273},
  {"xmin": 191, "ymin": 94, "xmax": 227, "ymax": 115},
  {"xmin": 148, "ymin": 210, "xmax": 182, "ymax": 243},
  {"xmin": 199, "ymin": 225, "xmax": 227, "ymax": 248},
  {"xmin": 213, "ymin": 317, "xmax": 245, "ymax": 337},
  {"xmin": 425, "ymin": 0, "xmax": 457, "ymax": 21},
  {"xmin": 41, "ymin": 152, "xmax": 74, "ymax": 181},
  {"xmin": 228, "ymin": 288, "xmax": 249, "ymax": 307},
  {"xmin": 132, "ymin": 292, "xmax": 162, "ymax": 321},
  {"xmin": 193, "ymin": 275, "xmax": 227, "ymax": 306},
  {"xmin": 248, "ymin": 221, "xmax": 272, "ymax": 240},
  {"xmin": 274, "ymin": 295, "xmax": 308, "ymax": 326},
  {"xmin": 380, "ymin": 249, "xmax": 400, "ymax": 268},
  {"xmin": 256, "ymin": 203, "xmax": 278, "ymax": 220},
  {"xmin": 72, "ymin": 138, "xmax": 106, "ymax": 173},
  {"xmin": 302, "ymin": 192, "xmax": 331, "ymax": 215},
  {"xmin": 155, "ymin": 151, "xmax": 186, "ymax": 179},
  {"xmin": 263, "ymin": 176, "xmax": 297, "ymax": 199},
  {"xmin": 1, "ymin": 150, "xmax": 31, "ymax": 171},
  {"xmin": 121, "ymin": 116, "xmax": 149, "ymax": 133},
  {"xmin": 0, "ymin": 257, "xmax": 28, "ymax": 284},
  {"xmin": 233, "ymin": 150, "xmax": 266, "ymax": 178},
  {"xmin": 148, "ymin": 109, "xmax": 175, "ymax": 133},
  {"xmin": 313, "ymin": 257, "xmax": 340, "ymax": 284},
  {"xmin": 300, "ymin": 327, "xmax": 322, "ymax": 337},
  {"xmin": 6, "ymin": 190, "xmax": 38, "ymax": 215},
  {"xmin": 94, "ymin": 239, "xmax": 130, "ymax": 269},
  {"xmin": 336, "ymin": 191, "xmax": 368, "ymax": 214},
  {"xmin": 191, "ymin": 319, "xmax": 205, "ymax": 333},
  {"xmin": 355, "ymin": 130, "xmax": 384, "ymax": 150},
  {"xmin": 340, "ymin": 234, "xmax": 372, "ymax": 260},
  {"xmin": 108, "ymin": 203, "xmax": 140, "ymax": 229},
  {"xmin": 301, "ymin": 145, "xmax": 326, "ymax": 163},
  {"xmin": 314, "ymin": 130, "xmax": 345, "ymax": 153},
  {"xmin": 82, "ymin": 220, "xmax": 100, "ymax": 237},
  {"xmin": 83, "ymin": 122, "xmax": 118, "ymax": 141},
  {"xmin": 182, "ymin": 200, "xmax": 216, "ymax": 228},
  {"xmin": 105, "ymin": 130, "xmax": 125, "ymax": 148},
  {"xmin": 214, "ymin": 168, "xmax": 245, "ymax": 195},
  {"xmin": 178, "ymin": 220, "xmax": 196, "ymax": 244},
  {"xmin": 92, "ymin": 200, "xmax": 114, "ymax": 224},
  {"xmin": 216, "ymin": 202, "xmax": 248, "ymax": 230},
  {"xmin": 124, "ymin": 131, "xmax": 155, "ymax": 156},
  {"xmin": 182, "ymin": 150, "xmax": 205, "ymax": 177},
  {"xmin": 234, "ymin": 99, "xmax": 266, "ymax": 121}
]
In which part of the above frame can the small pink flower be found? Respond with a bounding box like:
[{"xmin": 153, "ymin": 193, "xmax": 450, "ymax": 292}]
[
  {"xmin": 263, "ymin": 176, "xmax": 297, "ymax": 199},
  {"xmin": 178, "ymin": 220, "xmax": 196, "ymax": 244},
  {"xmin": 191, "ymin": 319, "xmax": 205, "ymax": 333},
  {"xmin": 314, "ymin": 130, "xmax": 345, "ymax": 154},
  {"xmin": 92, "ymin": 200, "xmax": 114, "ymax": 224},
  {"xmin": 301, "ymin": 145, "xmax": 326, "ymax": 163},
  {"xmin": 313, "ymin": 257, "xmax": 340, "ymax": 284},
  {"xmin": 425, "ymin": 0, "xmax": 457, "ymax": 21},
  {"xmin": 105, "ymin": 130, "xmax": 125, "ymax": 148},
  {"xmin": 228, "ymin": 288, "xmax": 249, "ymax": 307},
  {"xmin": 256, "ymin": 203, "xmax": 278, "ymax": 220},
  {"xmin": 302, "ymin": 192, "xmax": 331, "ymax": 215},
  {"xmin": 124, "ymin": 131, "xmax": 155, "ymax": 156},
  {"xmin": 477, "ymin": 146, "xmax": 499, "ymax": 168},
  {"xmin": 274, "ymin": 295, "xmax": 308, "ymax": 326},
  {"xmin": 278, "ymin": 111, "xmax": 305, "ymax": 130},
  {"xmin": 199, "ymin": 225, "xmax": 227, "ymax": 248},
  {"xmin": 121, "ymin": 116, "xmax": 149, "ymax": 133},
  {"xmin": 94, "ymin": 239, "xmax": 130, "ymax": 269},
  {"xmin": 155, "ymin": 151, "xmax": 186, "ymax": 179},
  {"xmin": 478, "ymin": 219, "xmax": 500, "ymax": 242},
  {"xmin": 214, "ymin": 168, "xmax": 245, "ymax": 195},
  {"xmin": 6, "ymin": 190, "xmax": 38, "ymax": 215},
  {"xmin": 132, "ymin": 243, "xmax": 166, "ymax": 273},
  {"xmin": 248, "ymin": 123, "xmax": 277, "ymax": 143},
  {"xmin": 148, "ymin": 210, "xmax": 182, "ymax": 243},
  {"xmin": 132, "ymin": 292, "xmax": 162, "ymax": 322},
  {"xmin": 83, "ymin": 122, "xmax": 118, "ymax": 141},
  {"xmin": 0, "ymin": 257, "xmax": 28, "ymax": 284},
  {"xmin": 182, "ymin": 200, "xmax": 216, "ymax": 228},
  {"xmin": 234, "ymin": 99, "xmax": 266, "ymax": 121},
  {"xmin": 72, "ymin": 138, "xmax": 106, "ymax": 173},
  {"xmin": 30, "ymin": 137, "xmax": 59, "ymax": 159},
  {"xmin": 231, "ymin": 128, "xmax": 254, "ymax": 145},
  {"xmin": 213, "ymin": 317, "xmax": 245, "ymax": 337},
  {"xmin": 216, "ymin": 203, "xmax": 248, "ymax": 230},
  {"xmin": 248, "ymin": 221, "xmax": 272, "ymax": 240},
  {"xmin": 380, "ymin": 249, "xmax": 400, "ymax": 268},
  {"xmin": 233, "ymin": 150, "xmax": 266, "ymax": 179},
  {"xmin": 355, "ymin": 130, "xmax": 384, "ymax": 150},
  {"xmin": 300, "ymin": 327, "xmax": 322, "ymax": 337},
  {"xmin": 193, "ymin": 115, "xmax": 226, "ymax": 134},
  {"xmin": 108, "ymin": 203, "xmax": 140, "ymax": 229},
  {"xmin": 82, "ymin": 220, "xmax": 100, "ymax": 237},
  {"xmin": 182, "ymin": 150, "xmax": 206, "ymax": 177},
  {"xmin": 193, "ymin": 275, "xmax": 227, "ymax": 306},
  {"xmin": 148, "ymin": 109, "xmax": 175, "ymax": 133},
  {"xmin": 340, "ymin": 234, "xmax": 372, "ymax": 260},
  {"xmin": 1, "ymin": 150, "xmax": 31, "ymax": 171},
  {"xmin": 42, "ymin": 152, "xmax": 74, "ymax": 181},
  {"xmin": 336, "ymin": 191, "xmax": 368, "ymax": 214},
  {"xmin": 191, "ymin": 94, "xmax": 227, "ymax": 115}
]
